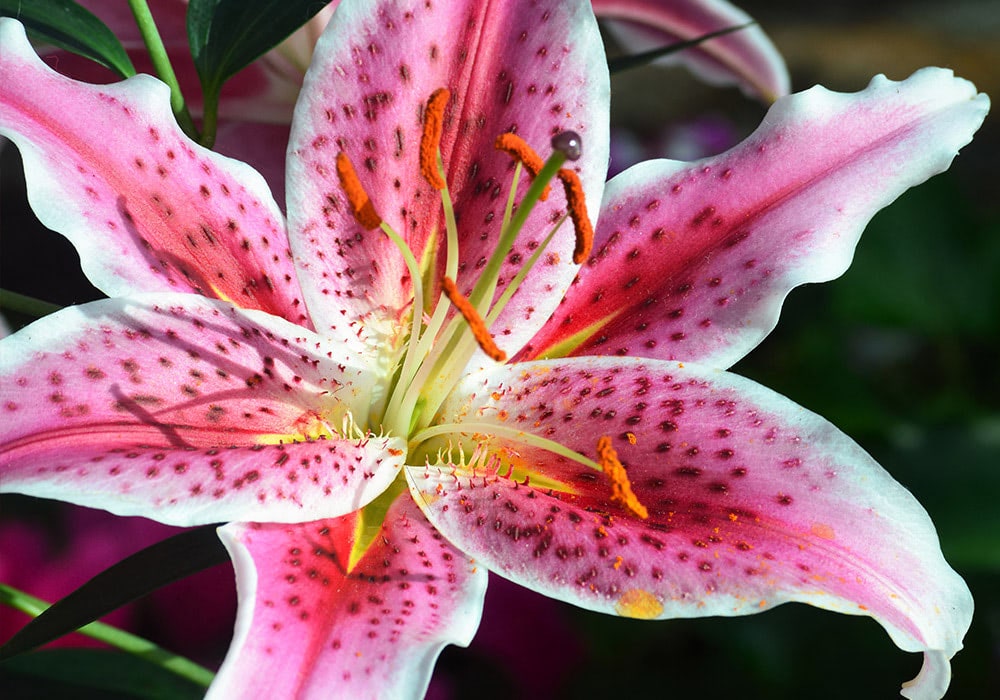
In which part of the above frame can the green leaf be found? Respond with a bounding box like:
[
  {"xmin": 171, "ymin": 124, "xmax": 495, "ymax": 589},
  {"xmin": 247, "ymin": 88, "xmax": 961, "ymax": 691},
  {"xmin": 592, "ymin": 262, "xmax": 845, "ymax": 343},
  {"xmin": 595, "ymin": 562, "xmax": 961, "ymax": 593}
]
[
  {"xmin": 187, "ymin": 0, "xmax": 327, "ymax": 92},
  {"xmin": 0, "ymin": 288, "xmax": 62, "ymax": 319},
  {"xmin": 0, "ymin": 0, "xmax": 135, "ymax": 78},
  {"xmin": 607, "ymin": 22, "xmax": 755, "ymax": 75},
  {"xmin": 0, "ymin": 526, "xmax": 227, "ymax": 661},
  {"xmin": 0, "ymin": 649, "xmax": 205, "ymax": 700}
]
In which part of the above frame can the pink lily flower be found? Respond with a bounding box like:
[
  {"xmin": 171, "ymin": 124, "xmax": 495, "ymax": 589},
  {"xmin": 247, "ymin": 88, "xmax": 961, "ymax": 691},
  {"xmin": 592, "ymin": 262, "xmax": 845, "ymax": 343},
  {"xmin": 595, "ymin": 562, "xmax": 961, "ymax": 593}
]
[{"xmin": 0, "ymin": 1, "xmax": 988, "ymax": 698}]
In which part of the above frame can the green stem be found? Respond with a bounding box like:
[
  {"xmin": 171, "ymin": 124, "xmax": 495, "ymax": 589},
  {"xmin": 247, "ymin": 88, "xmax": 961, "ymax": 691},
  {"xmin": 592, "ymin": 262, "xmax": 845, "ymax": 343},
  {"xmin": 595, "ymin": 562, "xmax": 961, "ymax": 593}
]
[
  {"xmin": 0, "ymin": 583, "xmax": 215, "ymax": 688},
  {"xmin": 200, "ymin": 87, "xmax": 220, "ymax": 149},
  {"xmin": 0, "ymin": 290, "xmax": 63, "ymax": 318},
  {"xmin": 127, "ymin": 0, "xmax": 199, "ymax": 140},
  {"xmin": 411, "ymin": 421, "xmax": 601, "ymax": 472}
]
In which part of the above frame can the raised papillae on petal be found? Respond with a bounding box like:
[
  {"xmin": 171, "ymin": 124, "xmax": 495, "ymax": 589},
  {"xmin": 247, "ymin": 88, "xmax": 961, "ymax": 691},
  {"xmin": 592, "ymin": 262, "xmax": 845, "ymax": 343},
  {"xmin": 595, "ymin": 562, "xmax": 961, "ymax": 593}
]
[
  {"xmin": 286, "ymin": 0, "xmax": 609, "ymax": 352},
  {"xmin": 0, "ymin": 294, "xmax": 401, "ymax": 526},
  {"xmin": 522, "ymin": 68, "xmax": 989, "ymax": 368},
  {"xmin": 211, "ymin": 495, "xmax": 487, "ymax": 699},
  {"xmin": 0, "ymin": 20, "xmax": 309, "ymax": 327},
  {"xmin": 591, "ymin": 0, "xmax": 789, "ymax": 101},
  {"xmin": 412, "ymin": 358, "xmax": 972, "ymax": 697}
]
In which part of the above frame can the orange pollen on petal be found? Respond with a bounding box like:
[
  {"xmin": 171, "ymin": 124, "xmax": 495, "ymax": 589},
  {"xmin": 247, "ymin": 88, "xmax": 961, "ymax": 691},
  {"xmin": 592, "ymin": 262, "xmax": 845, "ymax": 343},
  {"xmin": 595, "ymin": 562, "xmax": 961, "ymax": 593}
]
[
  {"xmin": 557, "ymin": 168, "xmax": 594, "ymax": 264},
  {"xmin": 441, "ymin": 276, "xmax": 506, "ymax": 362},
  {"xmin": 596, "ymin": 435, "xmax": 648, "ymax": 520},
  {"xmin": 420, "ymin": 88, "xmax": 450, "ymax": 190},
  {"xmin": 494, "ymin": 133, "xmax": 551, "ymax": 201},
  {"xmin": 335, "ymin": 152, "xmax": 382, "ymax": 230}
]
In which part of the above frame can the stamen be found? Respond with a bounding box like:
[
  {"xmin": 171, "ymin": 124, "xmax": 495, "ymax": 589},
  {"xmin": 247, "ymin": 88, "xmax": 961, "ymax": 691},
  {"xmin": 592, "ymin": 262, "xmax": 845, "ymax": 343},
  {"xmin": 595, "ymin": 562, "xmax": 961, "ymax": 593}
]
[
  {"xmin": 596, "ymin": 436, "xmax": 648, "ymax": 520},
  {"xmin": 420, "ymin": 88, "xmax": 450, "ymax": 190},
  {"xmin": 335, "ymin": 152, "xmax": 382, "ymax": 230},
  {"xmin": 557, "ymin": 168, "xmax": 594, "ymax": 264},
  {"xmin": 441, "ymin": 276, "xmax": 506, "ymax": 362},
  {"xmin": 495, "ymin": 133, "xmax": 551, "ymax": 201}
]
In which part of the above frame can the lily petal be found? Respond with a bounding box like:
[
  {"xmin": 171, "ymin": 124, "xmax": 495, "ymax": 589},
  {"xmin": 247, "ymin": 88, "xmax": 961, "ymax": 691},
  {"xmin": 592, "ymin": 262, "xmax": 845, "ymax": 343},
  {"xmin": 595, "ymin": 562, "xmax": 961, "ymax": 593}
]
[
  {"xmin": 593, "ymin": 0, "xmax": 789, "ymax": 101},
  {"xmin": 412, "ymin": 357, "xmax": 972, "ymax": 699},
  {"xmin": 0, "ymin": 19, "xmax": 309, "ymax": 327},
  {"xmin": 212, "ymin": 495, "xmax": 487, "ymax": 699},
  {"xmin": 0, "ymin": 294, "xmax": 399, "ymax": 526},
  {"xmin": 522, "ymin": 68, "xmax": 989, "ymax": 368},
  {"xmin": 286, "ymin": 0, "xmax": 608, "ymax": 353}
]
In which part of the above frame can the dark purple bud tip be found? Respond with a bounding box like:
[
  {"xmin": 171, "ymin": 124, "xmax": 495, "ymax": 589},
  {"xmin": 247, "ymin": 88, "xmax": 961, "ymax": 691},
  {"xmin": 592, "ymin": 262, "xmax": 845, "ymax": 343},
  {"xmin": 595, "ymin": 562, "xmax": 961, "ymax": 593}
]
[{"xmin": 551, "ymin": 130, "xmax": 582, "ymax": 161}]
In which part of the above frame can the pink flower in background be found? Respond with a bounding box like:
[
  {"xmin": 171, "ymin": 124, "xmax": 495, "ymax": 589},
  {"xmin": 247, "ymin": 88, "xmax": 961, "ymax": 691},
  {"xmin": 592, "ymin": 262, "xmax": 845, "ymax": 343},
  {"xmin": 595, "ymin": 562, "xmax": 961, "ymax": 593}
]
[
  {"xmin": 0, "ymin": 1, "xmax": 988, "ymax": 699},
  {"xmin": 0, "ymin": 505, "xmax": 236, "ymax": 660}
]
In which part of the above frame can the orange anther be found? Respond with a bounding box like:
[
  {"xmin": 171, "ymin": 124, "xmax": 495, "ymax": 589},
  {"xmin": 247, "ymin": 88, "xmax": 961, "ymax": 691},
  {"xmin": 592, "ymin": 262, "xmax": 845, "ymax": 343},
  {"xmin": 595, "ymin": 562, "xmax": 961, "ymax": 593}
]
[
  {"xmin": 596, "ymin": 436, "xmax": 648, "ymax": 519},
  {"xmin": 335, "ymin": 152, "xmax": 382, "ymax": 230},
  {"xmin": 494, "ymin": 133, "xmax": 551, "ymax": 201},
  {"xmin": 441, "ymin": 277, "xmax": 506, "ymax": 362},
  {"xmin": 557, "ymin": 168, "xmax": 594, "ymax": 264},
  {"xmin": 420, "ymin": 88, "xmax": 450, "ymax": 190}
]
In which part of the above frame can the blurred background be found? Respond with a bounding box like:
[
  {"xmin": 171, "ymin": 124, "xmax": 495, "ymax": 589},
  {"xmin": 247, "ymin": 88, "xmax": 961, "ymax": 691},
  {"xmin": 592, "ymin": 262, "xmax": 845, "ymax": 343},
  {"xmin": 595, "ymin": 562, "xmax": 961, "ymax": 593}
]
[{"xmin": 1, "ymin": 0, "xmax": 998, "ymax": 697}]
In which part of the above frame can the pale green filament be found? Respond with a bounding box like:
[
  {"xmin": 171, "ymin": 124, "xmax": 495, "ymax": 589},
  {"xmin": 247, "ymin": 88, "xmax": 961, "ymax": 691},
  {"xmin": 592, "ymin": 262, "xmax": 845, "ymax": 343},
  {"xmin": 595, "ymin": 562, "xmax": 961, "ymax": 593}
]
[
  {"xmin": 411, "ymin": 421, "xmax": 602, "ymax": 473},
  {"xmin": 383, "ymin": 154, "xmax": 463, "ymax": 435},
  {"xmin": 379, "ymin": 220, "xmax": 426, "ymax": 436},
  {"xmin": 421, "ymin": 161, "xmax": 525, "ymax": 364},
  {"xmin": 405, "ymin": 159, "xmax": 464, "ymax": 383}
]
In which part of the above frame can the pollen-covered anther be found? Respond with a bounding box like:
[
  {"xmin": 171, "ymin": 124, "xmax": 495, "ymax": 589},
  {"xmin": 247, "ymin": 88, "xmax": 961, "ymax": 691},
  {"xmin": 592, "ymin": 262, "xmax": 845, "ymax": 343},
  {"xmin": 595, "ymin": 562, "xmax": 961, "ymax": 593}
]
[
  {"xmin": 441, "ymin": 276, "xmax": 506, "ymax": 362},
  {"xmin": 335, "ymin": 152, "xmax": 382, "ymax": 230},
  {"xmin": 596, "ymin": 435, "xmax": 648, "ymax": 520},
  {"xmin": 420, "ymin": 88, "xmax": 450, "ymax": 190},
  {"xmin": 557, "ymin": 168, "xmax": 594, "ymax": 264},
  {"xmin": 494, "ymin": 133, "xmax": 551, "ymax": 201}
]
